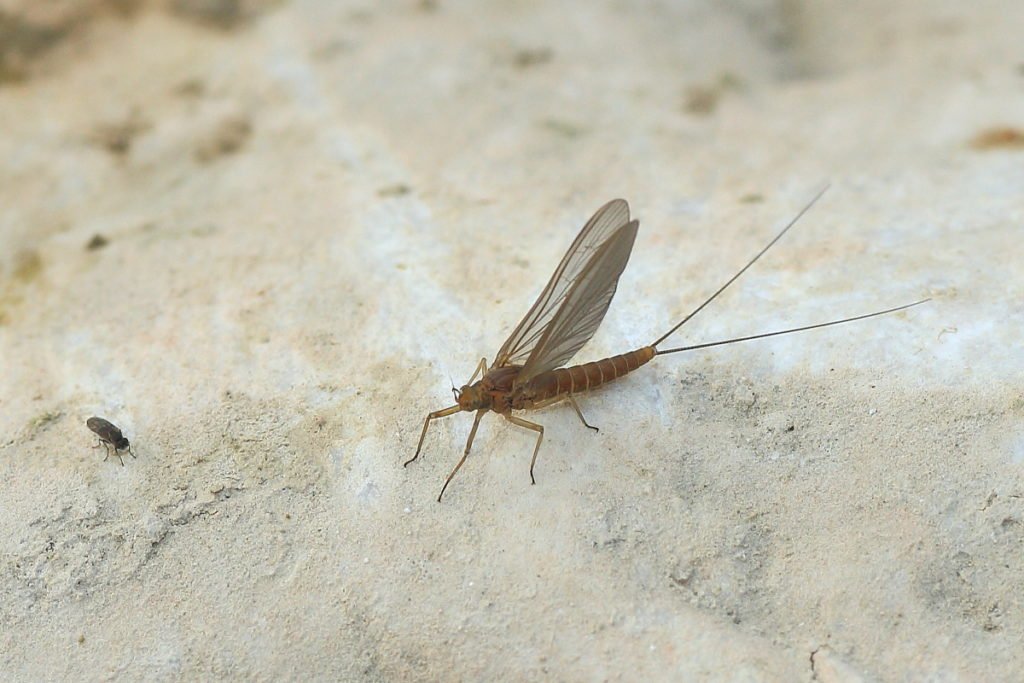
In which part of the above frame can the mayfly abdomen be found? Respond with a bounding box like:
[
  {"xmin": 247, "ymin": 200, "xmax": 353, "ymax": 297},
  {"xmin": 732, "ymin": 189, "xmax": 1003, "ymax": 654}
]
[{"xmin": 531, "ymin": 346, "xmax": 656, "ymax": 400}]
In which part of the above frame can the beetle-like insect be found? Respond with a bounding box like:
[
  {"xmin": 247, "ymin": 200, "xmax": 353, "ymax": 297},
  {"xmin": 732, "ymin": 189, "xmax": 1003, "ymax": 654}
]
[
  {"xmin": 86, "ymin": 417, "xmax": 136, "ymax": 466},
  {"xmin": 406, "ymin": 189, "xmax": 928, "ymax": 500}
]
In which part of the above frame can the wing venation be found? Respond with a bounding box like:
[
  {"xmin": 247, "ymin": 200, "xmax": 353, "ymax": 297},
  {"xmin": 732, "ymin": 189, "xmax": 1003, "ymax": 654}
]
[{"xmin": 491, "ymin": 199, "xmax": 638, "ymax": 383}]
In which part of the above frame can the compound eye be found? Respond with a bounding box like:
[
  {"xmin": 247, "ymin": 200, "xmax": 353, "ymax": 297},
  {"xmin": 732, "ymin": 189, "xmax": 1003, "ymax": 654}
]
[{"xmin": 452, "ymin": 387, "xmax": 462, "ymax": 400}]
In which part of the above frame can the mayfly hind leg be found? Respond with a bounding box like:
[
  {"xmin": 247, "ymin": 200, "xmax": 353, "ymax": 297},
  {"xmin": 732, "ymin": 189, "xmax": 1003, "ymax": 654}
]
[
  {"xmin": 505, "ymin": 414, "xmax": 545, "ymax": 485},
  {"xmin": 438, "ymin": 409, "xmax": 487, "ymax": 502},
  {"xmin": 566, "ymin": 395, "xmax": 599, "ymax": 432},
  {"xmin": 405, "ymin": 404, "xmax": 461, "ymax": 467},
  {"xmin": 527, "ymin": 395, "xmax": 599, "ymax": 432}
]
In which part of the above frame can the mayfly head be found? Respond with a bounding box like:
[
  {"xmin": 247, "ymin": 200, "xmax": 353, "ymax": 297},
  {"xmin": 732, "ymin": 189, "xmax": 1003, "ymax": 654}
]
[{"xmin": 455, "ymin": 383, "xmax": 488, "ymax": 411}]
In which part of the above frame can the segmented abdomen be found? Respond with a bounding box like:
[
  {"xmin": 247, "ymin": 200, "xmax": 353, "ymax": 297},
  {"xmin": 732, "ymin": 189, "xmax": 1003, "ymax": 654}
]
[{"xmin": 525, "ymin": 346, "xmax": 656, "ymax": 402}]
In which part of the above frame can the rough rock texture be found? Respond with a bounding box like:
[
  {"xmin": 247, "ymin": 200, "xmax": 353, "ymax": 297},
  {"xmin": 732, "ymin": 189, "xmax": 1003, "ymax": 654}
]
[{"xmin": 1, "ymin": 0, "xmax": 1022, "ymax": 680}]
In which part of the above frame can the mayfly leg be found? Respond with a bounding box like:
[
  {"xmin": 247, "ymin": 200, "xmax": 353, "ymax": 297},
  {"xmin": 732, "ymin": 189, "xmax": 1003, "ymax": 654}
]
[
  {"xmin": 404, "ymin": 404, "xmax": 461, "ymax": 467},
  {"xmin": 467, "ymin": 357, "xmax": 488, "ymax": 385},
  {"xmin": 438, "ymin": 409, "xmax": 487, "ymax": 502},
  {"xmin": 505, "ymin": 414, "xmax": 545, "ymax": 485},
  {"xmin": 566, "ymin": 395, "xmax": 599, "ymax": 432},
  {"xmin": 529, "ymin": 395, "xmax": 599, "ymax": 431}
]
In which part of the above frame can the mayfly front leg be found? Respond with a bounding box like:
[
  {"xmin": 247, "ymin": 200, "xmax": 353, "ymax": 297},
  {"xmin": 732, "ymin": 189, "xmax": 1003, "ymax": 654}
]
[
  {"xmin": 438, "ymin": 409, "xmax": 487, "ymax": 502},
  {"xmin": 467, "ymin": 357, "xmax": 488, "ymax": 384},
  {"xmin": 405, "ymin": 404, "xmax": 461, "ymax": 467},
  {"xmin": 505, "ymin": 414, "xmax": 545, "ymax": 485},
  {"xmin": 406, "ymin": 357, "xmax": 489, "ymax": 469}
]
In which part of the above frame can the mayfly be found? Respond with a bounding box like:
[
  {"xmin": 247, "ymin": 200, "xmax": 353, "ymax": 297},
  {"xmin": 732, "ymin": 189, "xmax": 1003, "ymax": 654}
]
[{"xmin": 405, "ymin": 189, "xmax": 928, "ymax": 501}]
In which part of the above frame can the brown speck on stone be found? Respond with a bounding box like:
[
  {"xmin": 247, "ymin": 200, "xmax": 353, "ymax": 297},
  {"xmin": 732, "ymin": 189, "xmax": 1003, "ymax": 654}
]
[
  {"xmin": 170, "ymin": 0, "xmax": 249, "ymax": 30},
  {"xmin": 195, "ymin": 116, "xmax": 252, "ymax": 162},
  {"xmin": 378, "ymin": 184, "xmax": 412, "ymax": 197},
  {"xmin": 684, "ymin": 85, "xmax": 720, "ymax": 115},
  {"xmin": 512, "ymin": 48, "xmax": 553, "ymax": 69},
  {"xmin": 90, "ymin": 111, "xmax": 150, "ymax": 156},
  {"xmin": 174, "ymin": 78, "xmax": 205, "ymax": 97},
  {"xmin": 86, "ymin": 234, "xmax": 109, "ymax": 251},
  {"xmin": 970, "ymin": 126, "xmax": 1024, "ymax": 150}
]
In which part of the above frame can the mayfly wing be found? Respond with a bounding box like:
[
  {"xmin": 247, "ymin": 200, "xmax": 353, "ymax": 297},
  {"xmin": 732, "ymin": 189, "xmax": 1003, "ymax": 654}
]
[
  {"xmin": 493, "ymin": 199, "xmax": 633, "ymax": 370},
  {"xmin": 515, "ymin": 218, "xmax": 639, "ymax": 384}
]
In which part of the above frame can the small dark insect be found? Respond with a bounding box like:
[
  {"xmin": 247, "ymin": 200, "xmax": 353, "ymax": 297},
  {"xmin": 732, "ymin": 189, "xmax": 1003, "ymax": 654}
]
[
  {"xmin": 86, "ymin": 417, "xmax": 136, "ymax": 466},
  {"xmin": 406, "ymin": 188, "xmax": 929, "ymax": 501}
]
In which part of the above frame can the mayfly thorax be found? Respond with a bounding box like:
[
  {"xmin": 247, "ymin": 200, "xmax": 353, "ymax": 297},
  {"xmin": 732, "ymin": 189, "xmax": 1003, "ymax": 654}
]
[{"xmin": 405, "ymin": 189, "xmax": 929, "ymax": 501}]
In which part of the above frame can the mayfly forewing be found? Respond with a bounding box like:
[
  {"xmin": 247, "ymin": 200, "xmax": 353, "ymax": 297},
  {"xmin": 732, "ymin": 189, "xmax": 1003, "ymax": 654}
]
[
  {"xmin": 492, "ymin": 199, "xmax": 632, "ymax": 369},
  {"xmin": 516, "ymin": 219, "xmax": 639, "ymax": 384}
]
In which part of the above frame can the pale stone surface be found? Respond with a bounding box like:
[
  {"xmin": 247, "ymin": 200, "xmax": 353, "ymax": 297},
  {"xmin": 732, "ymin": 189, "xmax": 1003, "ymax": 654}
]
[{"xmin": 1, "ymin": 1, "xmax": 1022, "ymax": 680}]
